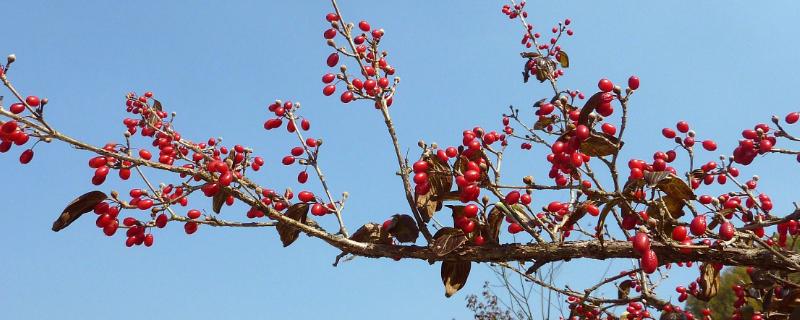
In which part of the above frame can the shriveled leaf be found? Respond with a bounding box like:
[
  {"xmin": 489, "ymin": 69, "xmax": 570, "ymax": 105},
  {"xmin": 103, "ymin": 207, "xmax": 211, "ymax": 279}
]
[
  {"xmin": 441, "ymin": 260, "xmax": 471, "ymax": 298},
  {"xmin": 660, "ymin": 312, "xmax": 688, "ymax": 320},
  {"xmin": 482, "ymin": 207, "xmax": 504, "ymax": 245},
  {"xmin": 415, "ymin": 192, "xmax": 441, "ymax": 224},
  {"xmin": 577, "ymin": 92, "xmax": 605, "ymax": 126},
  {"xmin": 152, "ymin": 99, "xmax": 163, "ymax": 112},
  {"xmin": 534, "ymin": 58, "xmax": 548, "ymax": 83},
  {"xmin": 350, "ymin": 223, "xmax": 391, "ymax": 244},
  {"xmin": 386, "ymin": 214, "xmax": 419, "ymax": 243},
  {"xmin": 564, "ymin": 201, "xmax": 590, "ymax": 227},
  {"xmin": 618, "ymin": 279, "xmax": 633, "ymax": 300},
  {"xmin": 276, "ymin": 203, "xmax": 310, "ymax": 247},
  {"xmin": 556, "ymin": 50, "xmax": 569, "ymax": 68},
  {"xmin": 643, "ymin": 171, "xmax": 671, "ymax": 188},
  {"xmin": 416, "ymin": 154, "xmax": 452, "ymax": 222},
  {"xmin": 695, "ymin": 263, "xmax": 720, "ymax": 301},
  {"xmin": 431, "ymin": 227, "xmax": 468, "ymax": 256},
  {"xmin": 533, "ymin": 116, "xmax": 557, "ymax": 130},
  {"xmin": 520, "ymin": 52, "xmax": 541, "ymax": 58},
  {"xmin": 656, "ymin": 174, "xmax": 696, "ymax": 201},
  {"xmin": 580, "ymin": 131, "xmax": 622, "ymax": 157},
  {"xmin": 647, "ymin": 196, "xmax": 685, "ymax": 222},
  {"xmin": 596, "ymin": 199, "xmax": 620, "ymax": 239},
  {"xmin": 212, "ymin": 190, "xmax": 228, "ymax": 214},
  {"xmin": 52, "ymin": 191, "xmax": 108, "ymax": 232}
]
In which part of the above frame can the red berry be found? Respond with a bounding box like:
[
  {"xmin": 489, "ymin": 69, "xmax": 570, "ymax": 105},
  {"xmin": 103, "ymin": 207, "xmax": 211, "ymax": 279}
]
[
  {"xmin": 575, "ymin": 124, "xmax": 589, "ymax": 140},
  {"xmin": 326, "ymin": 53, "xmax": 340, "ymax": 67},
  {"xmin": 358, "ymin": 21, "xmax": 370, "ymax": 32},
  {"xmin": 137, "ymin": 199, "xmax": 154, "ymax": 210},
  {"xmin": 719, "ymin": 221, "xmax": 735, "ymax": 240},
  {"xmin": 340, "ymin": 91, "xmax": 354, "ymax": 103},
  {"xmin": 662, "ymin": 128, "xmax": 676, "ymax": 139},
  {"xmin": 19, "ymin": 149, "xmax": 33, "ymax": 164},
  {"xmin": 672, "ymin": 226, "xmax": 688, "ymax": 241},
  {"xmin": 322, "ymin": 73, "xmax": 336, "ymax": 83},
  {"xmin": 323, "ymin": 85, "xmax": 336, "ymax": 96},
  {"xmin": 9, "ymin": 103, "xmax": 25, "ymax": 114},
  {"xmin": 412, "ymin": 160, "xmax": 429, "ymax": 173},
  {"xmin": 298, "ymin": 191, "xmax": 315, "ymax": 202},
  {"xmin": 184, "ymin": 221, "xmax": 198, "ymax": 234},
  {"xmin": 298, "ymin": 171, "xmax": 309, "ymax": 183},
  {"xmin": 144, "ymin": 234, "xmax": 154, "ymax": 247},
  {"xmin": 690, "ymin": 216, "xmax": 707, "ymax": 236},
  {"xmin": 641, "ymin": 249, "xmax": 659, "ymax": 274},
  {"xmin": 632, "ymin": 232, "xmax": 650, "ymax": 255},
  {"xmin": 25, "ymin": 96, "xmax": 40, "ymax": 107},
  {"xmin": 627, "ymin": 76, "xmax": 640, "ymax": 90},
  {"xmin": 505, "ymin": 190, "xmax": 521, "ymax": 204},
  {"xmin": 473, "ymin": 235, "xmax": 485, "ymax": 246},
  {"xmin": 676, "ymin": 121, "xmax": 690, "ymax": 133},
  {"xmin": 325, "ymin": 13, "xmax": 338, "ymax": 22},
  {"xmin": 155, "ymin": 213, "xmax": 168, "ymax": 228},
  {"xmin": 598, "ymin": 79, "xmax": 613, "ymax": 92},
  {"xmin": 323, "ymin": 28, "xmax": 337, "ymax": 39},
  {"xmin": 601, "ymin": 123, "xmax": 616, "ymax": 136},
  {"xmin": 187, "ymin": 209, "xmax": 201, "ymax": 219},
  {"xmin": 508, "ymin": 223, "xmax": 523, "ymax": 234},
  {"xmin": 139, "ymin": 149, "xmax": 152, "ymax": 160},
  {"xmin": 786, "ymin": 112, "xmax": 800, "ymax": 124},
  {"xmin": 702, "ymin": 140, "xmax": 717, "ymax": 151},
  {"xmin": 464, "ymin": 204, "xmax": 479, "ymax": 218}
]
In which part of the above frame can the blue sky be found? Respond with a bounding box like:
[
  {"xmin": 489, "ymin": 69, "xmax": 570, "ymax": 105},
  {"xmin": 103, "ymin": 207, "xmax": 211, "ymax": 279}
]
[{"xmin": 2, "ymin": 1, "xmax": 800, "ymax": 319}]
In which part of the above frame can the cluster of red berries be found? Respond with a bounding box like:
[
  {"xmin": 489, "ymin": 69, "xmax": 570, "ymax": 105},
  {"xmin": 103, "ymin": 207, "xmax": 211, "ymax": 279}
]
[
  {"xmin": 0, "ymin": 95, "xmax": 42, "ymax": 163},
  {"xmin": 732, "ymin": 123, "xmax": 776, "ymax": 165},
  {"xmin": 321, "ymin": 13, "xmax": 395, "ymax": 107}
]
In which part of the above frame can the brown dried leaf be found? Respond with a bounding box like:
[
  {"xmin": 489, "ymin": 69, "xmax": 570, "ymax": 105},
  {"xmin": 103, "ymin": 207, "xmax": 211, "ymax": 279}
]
[
  {"xmin": 580, "ymin": 131, "xmax": 622, "ymax": 157},
  {"xmin": 618, "ymin": 279, "xmax": 633, "ymax": 300},
  {"xmin": 431, "ymin": 227, "xmax": 468, "ymax": 256},
  {"xmin": 483, "ymin": 207, "xmax": 504, "ymax": 245},
  {"xmin": 643, "ymin": 171, "xmax": 671, "ymax": 188},
  {"xmin": 52, "ymin": 191, "xmax": 108, "ymax": 232},
  {"xmin": 349, "ymin": 223, "xmax": 391, "ymax": 244},
  {"xmin": 212, "ymin": 190, "xmax": 228, "ymax": 214},
  {"xmin": 416, "ymin": 154, "xmax": 453, "ymax": 222},
  {"xmin": 152, "ymin": 99, "xmax": 163, "ymax": 112},
  {"xmin": 556, "ymin": 50, "xmax": 569, "ymax": 68},
  {"xmin": 533, "ymin": 116, "xmax": 557, "ymax": 130},
  {"xmin": 386, "ymin": 214, "xmax": 419, "ymax": 243},
  {"xmin": 696, "ymin": 263, "xmax": 720, "ymax": 301},
  {"xmin": 441, "ymin": 260, "xmax": 471, "ymax": 298},
  {"xmin": 276, "ymin": 203, "xmax": 310, "ymax": 247},
  {"xmin": 647, "ymin": 196, "xmax": 686, "ymax": 222},
  {"xmin": 577, "ymin": 92, "xmax": 604, "ymax": 126},
  {"xmin": 656, "ymin": 174, "xmax": 696, "ymax": 201}
]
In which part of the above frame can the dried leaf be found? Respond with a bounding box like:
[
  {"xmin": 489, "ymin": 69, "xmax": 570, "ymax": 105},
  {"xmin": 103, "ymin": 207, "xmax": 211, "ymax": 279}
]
[
  {"xmin": 655, "ymin": 174, "xmax": 696, "ymax": 201},
  {"xmin": 276, "ymin": 203, "xmax": 310, "ymax": 247},
  {"xmin": 618, "ymin": 279, "xmax": 633, "ymax": 300},
  {"xmin": 556, "ymin": 50, "xmax": 569, "ymax": 68},
  {"xmin": 416, "ymin": 154, "xmax": 452, "ymax": 222},
  {"xmin": 52, "ymin": 191, "xmax": 108, "ymax": 232},
  {"xmin": 386, "ymin": 214, "xmax": 419, "ymax": 243},
  {"xmin": 696, "ymin": 263, "xmax": 720, "ymax": 301},
  {"xmin": 778, "ymin": 290, "xmax": 800, "ymax": 313},
  {"xmin": 580, "ymin": 131, "xmax": 622, "ymax": 157},
  {"xmin": 152, "ymin": 99, "xmax": 163, "ymax": 112},
  {"xmin": 577, "ymin": 92, "xmax": 604, "ymax": 126},
  {"xmin": 660, "ymin": 311, "xmax": 688, "ymax": 320},
  {"xmin": 212, "ymin": 190, "xmax": 228, "ymax": 214},
  {"xmin": 431, "ymin": 227, "xmax": 468, "ymax": 256},
  {"xmin": 483, "ymin": 207, "xmax": 504, "ymax": 245},
  {"xmin": 520, "ymin": 52, "xmax": 541, "ymax": 58},
  {"xmin": 441, "ymin": 260, "xmax": 471, "ymax": 297},
  {"xmin": 349, "ymin": 223, "xmax": 391, "ymax": 244},
  {"xmin": 647, "ymin": 196, "xmax": 686, "ymax": 222},
  {"xmin": 533, "ymin": 116, "xmax": 557, "ymax": 131},
  {"xmin": 643, "ymin": 171, "xmax": 671, "ymax": 188}
]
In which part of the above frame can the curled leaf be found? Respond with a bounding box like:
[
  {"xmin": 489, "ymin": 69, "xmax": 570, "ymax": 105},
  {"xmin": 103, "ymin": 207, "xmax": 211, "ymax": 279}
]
[
  {"xmin": 431, "ymin": 227, "xmax": 468, "ymax": 256},
  {"xmin": 386, "ymin": 214, "xmax": 419, "ymax": 243},
  {"xmin": 580, "ymin": 131, "xmax": 622, "ymax": 157},
  {"xmin": 416, "ymin": 154, "xmax": 452, "ymax": 222},
  {"xmin": 577, "ymin": 92, "xmax": 604, "ymax": 126},
  {"xmin": 482, "ymin": 207, "xmax": 504, "ymax": 245},
  {"xmin": 212, "ymin": 190, "xmax": 228, "ymax": 214},
  {"xmin": 52, "ymin": 191, "xmax": 108, "ymax": 232},
  {"xmin": 655, "ymin": 174, "xmax": 696, "ymax": 201},
  {"xmin": 350, "ymin": 223, "xmax": 391, "ymax": 244},
  {"xmin": 556, "ymin": 50, "xmax": 569, "ymax": 68},
  {"xmin": 696, "ymin": 263, "xmax": 720, "ymax": 301},
  {"xmin": 441, "ymin": 260, "xmax": 471, "ymax": 298},
  {"xmin": 276, "ymin": 203, "xmax": 310, "ymax": 247},
  {"xmin": 618, "ymin": 279, "xmax": 633, "ymax": 300}
]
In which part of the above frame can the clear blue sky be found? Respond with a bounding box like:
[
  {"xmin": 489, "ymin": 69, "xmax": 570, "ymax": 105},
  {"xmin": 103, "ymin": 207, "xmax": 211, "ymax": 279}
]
[{"xmin": 2, "ymin": 1, "xmax": 800, "ymax": 319}]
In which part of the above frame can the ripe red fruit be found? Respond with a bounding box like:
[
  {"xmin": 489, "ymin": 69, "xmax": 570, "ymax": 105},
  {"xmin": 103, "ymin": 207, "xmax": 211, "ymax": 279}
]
[
  {"xmin": 585, "ymin": 204, "xmax": 600, "ymax": 216},
  {"xmin": 719, "ymin": 221, "xmax": 735, "ymax": 240},
  {"xmin": 575, "ymin": 124, "xmax": 590, "ymax": 140},
  {"xmin": 461, "ymin": 220, "xmax": 476, "ymax": 233},
  {"xmin": 298, "ymin": 191, "xmax": 315, "ymax": 202},
  {"xmin": 282, "ymin": 156, "xmax": 295, "ymax": 165},
  {"xmin": 137, "ymin": 199, "xmax": 154, "ymax": 210},
  {"xmin": 326, "ymin": 53, "xmax": 340, "ymax": 67},
  {"xmin": 358, "ymin": 21, "xmax": 370, "ymax": 31},
  {"xmin": 325, "ymin": 13, "xmax": 338, "ymax": 22},
  {"xmin": 473, "ymin": 235, "xmax": 485, "ymax": 246},
  {"xmin": 413, "ymin": 172, "xmax": 428, "ymax": 184},
  {"xmin": 139, "ymin": 149, "xmax": 152, "ymax": 160},
  {"xmin": 187, "ymin": 209, "xmax": 202, "ymax": 219},
  {"xmin": 297, "ymin": 171, "xmax": 309, "ymax": 183},
  {"xmin": 598, "ymin": 79, "xmax": 613, "ymax": 92},
  {"xmin": 323, "ymin": 28, "xmax": 337, "ymax": 39},
  {"xmin": 184, "ymin": 221, "xmax": 199, "ymax": 234},
  {"xmin": 19, "ymin": 149, "xmax": 34, "ymax": 164},
  {"xmin": 464, "ymin": 204, "xmax": 479, "ymax": 218},
  {"xmin": 155, "ymin": 213, "xmax": 168, "ymax": 228},
  {"xmin": 632, "ymin": 232, "xmax": 650, "ymax": 255},
  {"xmin": 701, "ymin": 140, "xmax": 717, "ymax": 151},
  {"xmin": 641, "ymin": 249, "xmax": 659, "ymax": 274},
  {"xmin": 520, "ymin": 193, "xmax": 532, "ymax": 205},
  {"xmin": 9, "ymin": 103, "xmax": 25, "ymax": 114},
  {"xmin": 144, "ymin": 234, "xmax": 154, "ymax": 247},
  {"xmin": 671, "ymin": 226, "xmax": 688, "ymax": 241},
  {"xmin": 690, "ymin": 216, "xmax": 707, "ymax": 236},
  {"xmin": 786, "ymin": 112, "xmax": 800, "ymax": 124},
  {"xmin": 627, "ymin": 76, "xmax": 640, "ymax": 90},
  {"xmin": 25, "ymin": 96, "xmax": 40, "ymax": 107},
  {"xmin": 661, "ymin": 128, "xmax": 676, "ymax": 139},
  {"xmin": 601, "ymin": 123, "xmax": 616, "ymax": 135},
  {"xmin": 1, "ymin": 120, "xmax": 18, "ymax": 134},
  {"xmin": 505, "ymin": 190, "xmax": 521, "ymax": 204},
  {"xmin": 676, "ymin": 121, "xmax": 690, "ymax": 133},
  {"xmin": 340, "ymin": 91, "xmax": 354, "ymax": 103},
  {"xmin": 508, "ymin": 223, "xmax": 523, "ymax": 234},
  {"xmin": 323, "ymin": 85, "xmax": 336, "ymax": 96}
]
